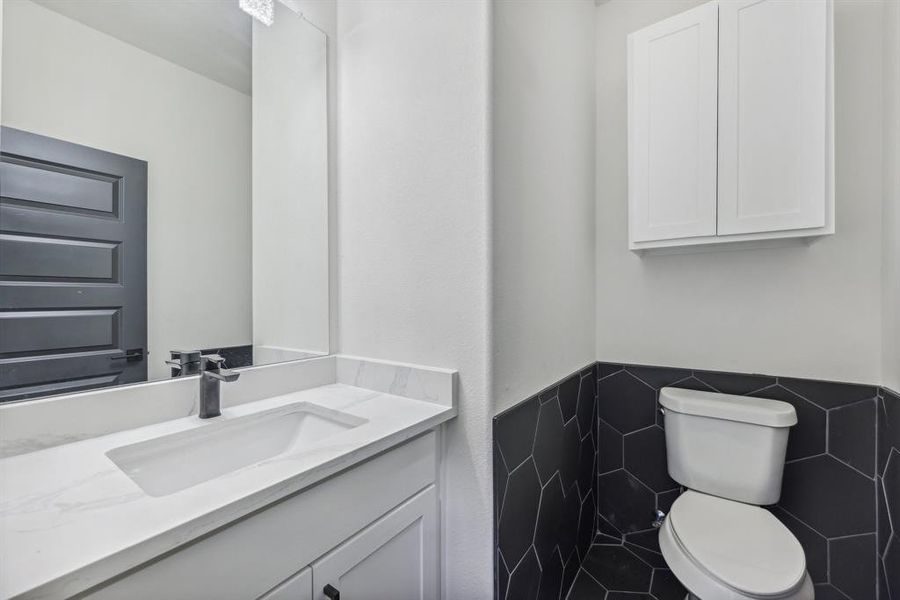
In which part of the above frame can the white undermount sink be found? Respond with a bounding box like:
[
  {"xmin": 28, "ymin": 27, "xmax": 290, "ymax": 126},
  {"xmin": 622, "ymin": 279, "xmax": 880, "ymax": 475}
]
[{"xmin": 106, "ymin": 403, "xmax": 366, "ymax": 497}]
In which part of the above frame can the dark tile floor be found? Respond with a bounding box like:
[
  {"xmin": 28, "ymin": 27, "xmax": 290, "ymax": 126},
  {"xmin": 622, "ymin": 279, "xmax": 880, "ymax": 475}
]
[{"xmin": 565, "ymin": 533, "xmax": 685, "ymax": 600}]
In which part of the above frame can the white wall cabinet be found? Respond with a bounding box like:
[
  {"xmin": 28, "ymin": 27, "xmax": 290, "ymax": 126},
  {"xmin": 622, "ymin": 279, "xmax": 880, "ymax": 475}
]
[
  {"xmin": 628, "ymin": 2, "xmax": 719, "ymax": 244},
  {"xmin": 627, "ymin": 0, "xmax": 834, "ymax": 252}
]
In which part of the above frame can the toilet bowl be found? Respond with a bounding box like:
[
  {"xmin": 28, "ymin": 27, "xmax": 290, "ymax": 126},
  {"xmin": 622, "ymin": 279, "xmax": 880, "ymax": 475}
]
[
  {"xmin": 656, "ymin": 387, "xmax": 812, "ymax": 600},
  {"xmin": 658, "ymin": 491, "xmax": 813, "ymax": 600}
]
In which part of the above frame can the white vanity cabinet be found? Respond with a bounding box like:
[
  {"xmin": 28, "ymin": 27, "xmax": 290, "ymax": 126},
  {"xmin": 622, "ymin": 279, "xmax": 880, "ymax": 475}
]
[
  {"xmin": 627, "ymin": 0, "xmax": 833, "ymax": 252},
  {"xmin": 311, "ymin": 487, "xmax": 438, "ymax": 600},
  {"xmin": 257, "ymin": 569, "xmax": 312, "ymax": 600},
  {"xmin": 257, "ymin": 486, "xmax": 437, "ymax": 600},
  {"xmin": 78, "ymin": 433, "xmax": 440, "ymax": 600}
]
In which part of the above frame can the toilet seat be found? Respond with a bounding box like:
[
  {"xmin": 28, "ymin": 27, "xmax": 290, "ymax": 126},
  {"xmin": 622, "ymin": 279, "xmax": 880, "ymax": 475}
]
[{"xmin": 659, "ymin": 491, "xmax": 813, "ymax": 600}]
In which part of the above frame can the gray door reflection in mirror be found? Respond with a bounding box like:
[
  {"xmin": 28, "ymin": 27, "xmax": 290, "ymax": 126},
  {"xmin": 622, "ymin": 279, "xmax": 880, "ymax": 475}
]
[{"xmin": 0, "ymin": 126, "xmax": 148, "ymax": 402}]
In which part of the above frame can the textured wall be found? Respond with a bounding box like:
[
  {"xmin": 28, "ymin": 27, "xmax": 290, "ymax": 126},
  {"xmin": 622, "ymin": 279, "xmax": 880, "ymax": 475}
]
[
  {"xmin": 883, "ymin": 0, "xmax": 900, "ymax": 392},
  {"xmin": 335, "ymin": 1, "xmax": 493, "ymax": 596},
  {"xmin": 494, "ymin": 366, "xmax": 598, "ymax": 599},
  {"xmin": 492, "ymin": 0, "xmax": 596, "ymax": 414}
]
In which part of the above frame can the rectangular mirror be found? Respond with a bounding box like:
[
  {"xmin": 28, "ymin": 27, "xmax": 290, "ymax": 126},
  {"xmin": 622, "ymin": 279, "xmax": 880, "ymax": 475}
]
[{"xmin": 0, "ymin": 0, "xmax": 329, "ymax": 402}]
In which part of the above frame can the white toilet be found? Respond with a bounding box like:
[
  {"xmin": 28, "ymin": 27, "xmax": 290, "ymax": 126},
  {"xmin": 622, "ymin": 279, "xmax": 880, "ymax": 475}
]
[{"xmin": 657, "ymin": 387, "xmax": 815, "ymax": 600}]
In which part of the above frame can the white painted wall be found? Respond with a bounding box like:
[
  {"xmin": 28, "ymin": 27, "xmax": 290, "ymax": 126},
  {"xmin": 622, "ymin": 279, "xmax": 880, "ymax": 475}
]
[
  {"xmin": 336, "ymin": 0, "xmax": 492, "ymax": 596},
  {"xmin": 595, "ymin": 0, "xmax": 885, "ymax": 384},
  {"xmin": 884, "ymin": 0, "xmax": 900, "ymax": 392},
  {"xmin": 280, "ymin": 0, "xmax": 341, "ymax": 352},
  {"xmin": 252, "ymin": 2, "xmax": 329, "ymax": 356},
  {"xmin": 492, "ymin": 0, "xmax": 596, "ymax": 414},
  {"xmin": 1, "ymin": 0, "xmax": 251, "ymax": 380},
  {"xmin": 282, "ymin": 0, "xmax": 334, "ymax": 39}
]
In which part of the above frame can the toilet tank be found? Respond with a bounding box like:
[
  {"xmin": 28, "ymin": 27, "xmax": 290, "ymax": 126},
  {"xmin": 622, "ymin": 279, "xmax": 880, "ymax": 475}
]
[{"xmin": 660, "ymin": 387, "xmax": 798, "ymax": 505}]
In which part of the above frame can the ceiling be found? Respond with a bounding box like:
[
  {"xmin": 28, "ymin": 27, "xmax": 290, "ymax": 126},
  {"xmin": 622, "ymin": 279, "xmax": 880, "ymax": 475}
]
[{"xmin": 33, "ymin": 0, "xmax": 252, "ymax": 94}]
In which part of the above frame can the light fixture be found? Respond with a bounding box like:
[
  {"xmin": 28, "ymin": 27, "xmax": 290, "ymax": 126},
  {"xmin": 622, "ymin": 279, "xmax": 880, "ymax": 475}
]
[{"xmin": 239, "ymin": 0, "xmax": 274, "ymax": 26}]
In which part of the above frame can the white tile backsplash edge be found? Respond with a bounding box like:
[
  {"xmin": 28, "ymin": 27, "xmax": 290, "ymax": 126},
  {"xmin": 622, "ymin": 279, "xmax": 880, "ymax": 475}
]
[{"xmin": 336, "ymin": 355, "xmax": 456, "ymax": 408}]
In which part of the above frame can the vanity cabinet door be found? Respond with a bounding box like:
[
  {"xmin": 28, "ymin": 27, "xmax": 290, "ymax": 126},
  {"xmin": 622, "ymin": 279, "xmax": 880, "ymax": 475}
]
[
  {"xmin": 258, "ymin": 568, "xmax": 312, "ymax": 600},
  {"xmin": 312, "ymin": 486, "xmax": 438, "ymax": 600},
  {"xmin": 627, "ymin": 1, "xmax": 719, "ymax": 244}
]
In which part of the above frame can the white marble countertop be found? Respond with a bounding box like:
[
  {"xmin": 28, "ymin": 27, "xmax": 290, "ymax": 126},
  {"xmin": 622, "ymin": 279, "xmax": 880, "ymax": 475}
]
[{"xmin": 0, "ymin": 374, "xmax": 455, "ymax": 600}]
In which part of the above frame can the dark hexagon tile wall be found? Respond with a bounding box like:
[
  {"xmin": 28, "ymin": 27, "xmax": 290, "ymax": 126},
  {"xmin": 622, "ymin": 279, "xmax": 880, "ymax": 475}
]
[
  {"xmin": 593, "ymin": 365, "xmax": 687, "ymax": 599},
  {"xmin": 597, "ymin": 371, "xmax": 657, "ymax": 434},
  {"xmin": 495, "ymin": 363, "xmax": 893, "ymax": 600},
  {"xmin": 596, "ymin": 362, "xmax": 882, "ymax": 600},
  {"xmin": 749, "ymin": 384, "xmax": 826, "ymax": 461},
  {"xmin": 878, "ymin": 386, "xmax": 900, "ymax": 600},
  {"xmin": 494, "ymin": 365, "xmax": 598, "ymax": 600}
]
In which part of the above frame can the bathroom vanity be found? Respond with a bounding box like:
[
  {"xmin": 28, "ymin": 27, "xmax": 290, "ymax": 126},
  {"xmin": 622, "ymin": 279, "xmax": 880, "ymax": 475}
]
[
  {"xmin": 0, "ymin": 356, "xmax": 457, "ymax": 600},
  {"xmin": 0, "ymin": 2, "xmax": 461, "ymax": 598}
]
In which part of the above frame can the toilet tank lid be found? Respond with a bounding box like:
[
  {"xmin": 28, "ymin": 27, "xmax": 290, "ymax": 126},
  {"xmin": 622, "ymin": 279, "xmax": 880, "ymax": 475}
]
[{"xmin": 659, "ymin": 387, "xmax": 797, "ymax": 427}]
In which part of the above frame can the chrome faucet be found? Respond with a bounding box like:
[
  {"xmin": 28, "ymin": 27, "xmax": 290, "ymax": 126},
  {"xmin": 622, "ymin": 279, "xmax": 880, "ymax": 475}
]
[{"xmin": 199, "ymin": 354, "xmax": 240, "ymax": 419}]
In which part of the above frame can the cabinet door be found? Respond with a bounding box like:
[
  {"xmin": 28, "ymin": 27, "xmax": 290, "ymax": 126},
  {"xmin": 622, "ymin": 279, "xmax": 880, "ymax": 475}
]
[
  {"xmin": 258, "ymin": 568, "xmax": 313, "ymax": 600},
  {"xmin": 627, "ymin": 2, "xmax": 718, "ymax": 244},
  {"xmin": 312, "ymin": 486, "xmax": 438, "ymax": 600},
  {"xmin": 717, "ymin": 0, "xmax": 830, "ymax": 235}
]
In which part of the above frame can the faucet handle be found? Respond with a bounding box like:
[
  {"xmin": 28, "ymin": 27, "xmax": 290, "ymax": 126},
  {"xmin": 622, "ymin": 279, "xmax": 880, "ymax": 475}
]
[
  {"xmin": 200, "ymin": 354, "xmax": 240, "ymax": 383},
  {"xmin": 200, "ymin": 353, "xmax": 227, "ymax": 370}
]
